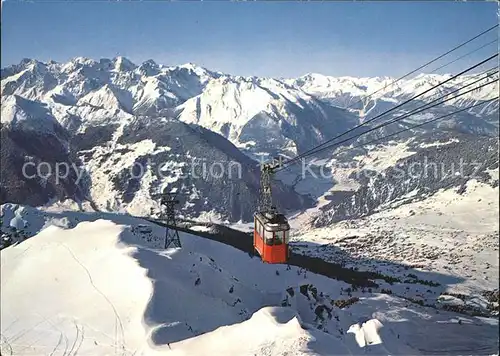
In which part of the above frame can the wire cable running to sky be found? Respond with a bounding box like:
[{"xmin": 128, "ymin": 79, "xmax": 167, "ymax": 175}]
[
  {"xmin": 382, "ymin": 67, "xmax": 498, "ymax": 117},
  {"xmin": 402, "ymin": 67, "xmax": 498, "ymax": 112},
  {"xmin": 280, "ymin": 78, "xmax": 498, "ymax": 168},
  {"xmin": 301, "ymin": 98, "xmax": 498, "ymax": 168},
  {"xmin": 282, "ymin": 53, "xmax": 498, "ymax": 166},
  {"xmin": 339, "ymin": 24, "xmax": 499, "ymax": 112},
  {"xmin": 302, "ymin": 79, "xmax": 497, "ymax": 158},
  {"xmin": 275, "ymin": 25, "xmax": 499, "ymax": 168},
  {"xmin": 275, "ymin": 78, "xmax": 498, "ymax": 173},
  {"xmin": 429, "ymin": 38, "xmax": 498, "ymax": 74},
  {"xmin": 385, "ymin": 68, "xmax": 498, "ymax": 118},
  {"xmin": 449, "ymin": 65, "xmax": 498, "ymax": 87}
]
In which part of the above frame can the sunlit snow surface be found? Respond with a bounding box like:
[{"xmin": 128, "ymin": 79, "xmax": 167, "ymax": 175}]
[{"xmin": 1, "ymin": 208, "xmax": 498, "ymax": 355}]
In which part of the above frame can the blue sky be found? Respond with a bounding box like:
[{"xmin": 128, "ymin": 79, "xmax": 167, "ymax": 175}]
[{"xmin": 1, "ymin": 1, "xmax": 498, "ymax": 78}]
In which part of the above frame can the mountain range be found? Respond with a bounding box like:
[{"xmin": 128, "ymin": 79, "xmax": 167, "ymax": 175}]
[{"xmin": 1, "ymin": 56, "xmax": 498, "ymax": 221}]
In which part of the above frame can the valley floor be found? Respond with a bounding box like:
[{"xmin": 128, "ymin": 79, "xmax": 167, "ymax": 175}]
[{"xmin": 289, "ymin": 179, "xmax": 499, "ymax": 316}]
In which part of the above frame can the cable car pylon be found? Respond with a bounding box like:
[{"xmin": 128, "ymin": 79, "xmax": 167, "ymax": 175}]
[{"xmin": 161, "ymin": 189, "xmax": 181, "ymax": 249}]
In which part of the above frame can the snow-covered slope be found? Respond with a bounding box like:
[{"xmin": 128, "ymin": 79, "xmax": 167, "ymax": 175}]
[
  {"xmin": 1, "ymin": 95, "xmax": 64, "ymax": 135},
  {"xmin": 1, "ymin": 208, "xmax": 498, "ymax": 355},
  {"xmin": 312, "ymin": 133, "xmax": 499, "ymax": 226},
  {"xmin": 290, "ymin": 177, "xmax": 499, "ymax": 310},
  {"xmin": 176, "ymin": 76, "xmax": 357, "ymax": 156},
  {"xmin": 0, "ymin": 95, "xmax": 87, "ymax": 206}
]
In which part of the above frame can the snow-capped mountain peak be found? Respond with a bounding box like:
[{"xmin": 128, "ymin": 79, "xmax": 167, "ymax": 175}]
[
  {"xmin": 1, "ymin": 95, "xmax": 61, "ymax": 135},
  {"xmin": 61, "ymin": 56, "xmax": 98, "ymax": 73},
  {"xmin": 290, "ymin": 71, "xmax": 498, "ymax": 110},
  {"xmin": 77, "ymin": 83, "xmax": 133, "ymax": 112},
  {"xmin": 112, "ymin": 56, "xmax": 137, "ymax": 72},
  {"xmin": 137, "ymin": 59, "xmax": 161, "ymax": 76},
  {"xmin": 177, "ymin": 62, "xmax": 207, "ymax": 73}
]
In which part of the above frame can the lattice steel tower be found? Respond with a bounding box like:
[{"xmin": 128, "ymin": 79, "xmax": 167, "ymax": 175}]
[{"xmin": 161, "ymin": 191, "xmax": 181, "ymax": 249}]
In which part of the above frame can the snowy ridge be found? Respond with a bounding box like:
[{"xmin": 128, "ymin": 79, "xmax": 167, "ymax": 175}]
[
  {"xmin": 0, "ymin": 95, "xmax": 88, "ymax": 207},
  {"xmin": 77, "ymin": 84, "xmax": 133, "ymax": 113},
  {"xmin": 177, "ymin": 75, "xmax": 356, "ymax": 155},
  {"xmin": 1, "ymin": 95, "xmax": 63, "ymax": 136},
  {"xmin": 1, "ymin": 57, "xmax": 219, "ymax": 130},
  {"xmin": 289, "ymin": 72, "xmax": 499, "ymax": 118},
  {"xmin": 290, "ymin": 72, "xmax": 499, "ymax": 107}
]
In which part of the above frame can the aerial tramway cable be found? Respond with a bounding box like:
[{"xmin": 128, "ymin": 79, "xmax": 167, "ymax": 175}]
[
  {"xmin": 262, "ymin": 25, "xmax": 499, "ymax": 170},
  {"xmin": 274, "ymin": 77, "xmax": 498, "ymax": 173},
  {"xmin": 252, "ymin": 25, "xmax": 499, "ymax": 264},
  {"xmin": 281, "ymin": 53, "xmax": 498, "ymax": 168},
  {"xmin": 337, "ymin": 24, "xmax": 499, "ymax": 113},
  {"xmin": 305, "ymin": 98, "xmax": 499, "ymax": 162},
  {"xmin": 429, "ymin": 39, "xmax": 498, "ymax": 75}
]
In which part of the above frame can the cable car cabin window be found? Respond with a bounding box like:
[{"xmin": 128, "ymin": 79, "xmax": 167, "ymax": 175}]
[
  {"xmin": 264, "ymin": 229, "xmax": 274, "ymax": 245},
  {"xmin": 274, "ymin": 231, "xmax": 284, "ymax": 245},
  {"xmin": 284, "ymin": 230, "xmax": 290, "ymax": 244}
]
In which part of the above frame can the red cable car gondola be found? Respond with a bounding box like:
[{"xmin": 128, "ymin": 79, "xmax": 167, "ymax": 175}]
[{"xmin": 253, "ymin": 209, "xmax": 290, "ymax": 264}]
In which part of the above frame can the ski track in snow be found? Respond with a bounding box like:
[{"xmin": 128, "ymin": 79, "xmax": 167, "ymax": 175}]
[{"xmin": 58, "ymin": 242, "xmax": 126, "ymax": 355}]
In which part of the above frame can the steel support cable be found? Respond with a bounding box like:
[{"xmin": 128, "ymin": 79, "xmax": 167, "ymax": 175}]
[
  {"xmin": 302, "ymin": 98, "xmax": 499, "ymax": 164},
  {"xmin": 274, "ymin": 78, "xmax": 498, "ymax": 173},
  {"xmin": 359, "ymin": 68, "xmax": 499, "ymax": 122},
  {"xmin": 362, "ymin": 69, "xmax": 499, "ymax": 123},
  {"xmin": 429, "ymin": 39, "xmax": 498, "ymax": 74},
  {"xmin": 283, "ymin": 53, "xmax": 498, "ymax": 166},
  {"xmin": 338, "ymin": 24, "xmax": 499, "ymax": 112}
]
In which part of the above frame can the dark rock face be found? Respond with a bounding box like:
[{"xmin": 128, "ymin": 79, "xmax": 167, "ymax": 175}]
[
  {"xmin": 314, "ymin": 133, "xmax": 499, "ymax": 227},
  {"xmin": 0, "ymin": 124, "xmax": 87, "ymax": 207},
  {"xmin": 107, "ymin": 117, "xmax": 312, "ymax": 221},
  {"xmin": 71, "ymin": 124, "xmax": 119, "ymax": 151},
  {"xmin": 0, "ymin": 104, "xmax": 312, "ymax": 221}
]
